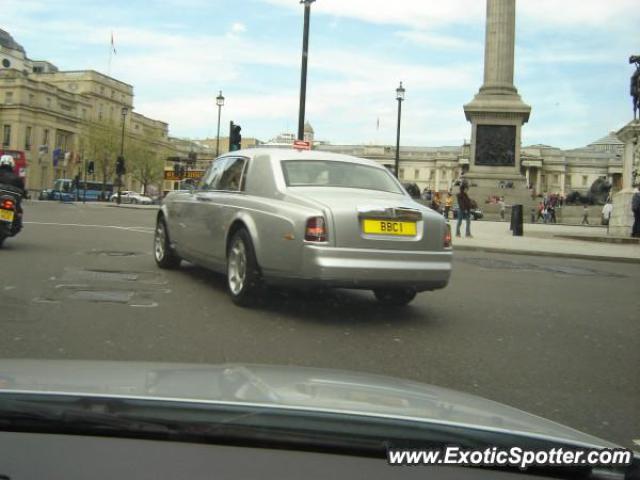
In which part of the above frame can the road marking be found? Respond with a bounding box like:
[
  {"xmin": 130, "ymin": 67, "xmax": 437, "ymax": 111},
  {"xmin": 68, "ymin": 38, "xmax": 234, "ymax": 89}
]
[{"xmin": 24, "ymin": 221, "xmax": 153, "ymax": 233}]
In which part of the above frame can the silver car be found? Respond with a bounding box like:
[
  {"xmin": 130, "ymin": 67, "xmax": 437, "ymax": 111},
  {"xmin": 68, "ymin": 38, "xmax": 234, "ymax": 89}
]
[{"xmin": 154, "ymin": 148, "xmax": 452, "ymax": 306}]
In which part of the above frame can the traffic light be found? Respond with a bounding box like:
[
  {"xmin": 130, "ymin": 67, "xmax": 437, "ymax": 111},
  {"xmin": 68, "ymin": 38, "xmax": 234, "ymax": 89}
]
[
  {"xmin": 116, "ymin": 156, "xmax": 126, "ymax": 175},
  {"xmin": 87, "ymin": 161, "xmax": 95, "ymax": 175},
  {"xmin": 229, "ymin": 121, "xmax": 242, "ymax": 151}
]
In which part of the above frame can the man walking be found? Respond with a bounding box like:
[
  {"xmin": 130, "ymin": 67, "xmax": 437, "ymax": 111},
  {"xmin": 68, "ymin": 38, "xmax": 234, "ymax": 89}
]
[
  {"xmin": 632, "ymin": 186, "xmax": 640, "ymax": 237},
  {"xmin": 581, "ymin": 205, "xmax": 589, "ymax": 225},
  {"xmin": 456, "ymin": 184, "xmax": 473, "ymax": 238}
]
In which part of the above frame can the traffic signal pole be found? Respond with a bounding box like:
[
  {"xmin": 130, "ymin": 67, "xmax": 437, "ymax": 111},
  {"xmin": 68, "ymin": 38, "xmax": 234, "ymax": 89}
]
[{"xmin": 297, "ymin": 0, "xmax": 315, "ymax": 141}]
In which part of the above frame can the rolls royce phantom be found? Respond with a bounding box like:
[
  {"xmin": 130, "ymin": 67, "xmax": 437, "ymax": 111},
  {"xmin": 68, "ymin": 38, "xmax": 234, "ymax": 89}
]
[{"xmin": 154, "ymin": 149, "xmax": 452, "ymax": 307}]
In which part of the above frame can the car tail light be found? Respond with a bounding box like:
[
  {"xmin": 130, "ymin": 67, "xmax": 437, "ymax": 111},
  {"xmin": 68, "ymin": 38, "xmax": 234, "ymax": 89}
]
[
  {"xmin": 1, "ymin": 198, "xmax": 15, "ymax": 210},
  {"xmin": 305, "ymin": 216, "xmax": 328, "ymax": 242},
  {"xmin": 444, "ymin": 223, "xmax": 452, "ymax": 248}
]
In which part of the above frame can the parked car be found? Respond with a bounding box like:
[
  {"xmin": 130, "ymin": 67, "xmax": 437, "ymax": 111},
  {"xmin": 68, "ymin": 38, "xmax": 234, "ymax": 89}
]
[
  {"xmin": 110, "ymin": 191, "xmax": 153, "ymax": 204},
  {"xmin": 37, "ymin": 189, "xmax": 53, "ymax": 200},
  {"xmin": 452, "ymin": 205, "xmax": 484, "ymax": 220},
  {"xmin": 154, "ymin": 148, "xmax": 452, "ymax": 307}
]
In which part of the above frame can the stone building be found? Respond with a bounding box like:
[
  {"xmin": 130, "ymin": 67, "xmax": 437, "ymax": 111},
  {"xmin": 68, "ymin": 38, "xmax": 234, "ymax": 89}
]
[
  {"xmin": 316, "ymin": 135, "xmax": 623, "ymax": 199},
  {"xmin": 0, "ymin": 29, "xmax": 171, "ymax": 193}
]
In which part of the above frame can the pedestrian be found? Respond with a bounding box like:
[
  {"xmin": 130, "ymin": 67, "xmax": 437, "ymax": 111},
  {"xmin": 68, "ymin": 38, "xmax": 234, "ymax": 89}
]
[
  {"xmin": 632, "ymin": 186, "xmax": 640, "ymax": 238},
  {"xmin": 455, "ymin": 184, "xmax": 473, "ymax": 238},
  {"xmin": 444, "ymin": 192, "xmax": 453, "ymax": 219},
  {"xmin": 548, "ymin": 205, "xmax": 557, "ymax": 224},
  {"xmin": 601, "ymin": 200, "xmax": 613, "ymax": 227},
  {"xmin": 498, "ymin": 196, "xmax": 506, "ymax": 221},
  {"xmin": 432, "ymin": 191, "xmax": 441, "ymax": 214},
  {"xmin": 581, "ymin": 205, "xmax": 589, "ymax": 225},
  {"xmin": 536, "ymin": 201, "xmax": 545, "ymax": 223}
]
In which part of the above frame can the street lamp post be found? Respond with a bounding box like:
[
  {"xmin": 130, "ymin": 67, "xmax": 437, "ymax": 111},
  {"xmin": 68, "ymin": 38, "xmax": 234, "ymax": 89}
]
[
  {"xmin": 297, "ymin": 0, "xmax": 315, "ymax": 141},
  {"xmin": 394, "ymin": 82, "xmax": 405, "ymax": 179},
  {"xmin": 215, "ymin": 91, "xmax": 225, "ymax": 157},
  {"xmin": 117, "ymin": 106, "xmax": 128, "ymax": 205}
]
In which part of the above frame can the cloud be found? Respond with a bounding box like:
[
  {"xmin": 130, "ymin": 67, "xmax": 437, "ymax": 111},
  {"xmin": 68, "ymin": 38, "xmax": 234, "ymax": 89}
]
[
  {"xmin": 261, "ymin": 0, "xmax": 484, "ymax": 28},
  {"xmin": 261, "ymin": 0, "xmax": 639, "ymax": 30},
  {"xmin": 230, "ymin": 22, "xmax": 247, "ymax": 34},
  {"xmin": 395, "ymin": 30, "xmax": 479, "ymax": 50}
]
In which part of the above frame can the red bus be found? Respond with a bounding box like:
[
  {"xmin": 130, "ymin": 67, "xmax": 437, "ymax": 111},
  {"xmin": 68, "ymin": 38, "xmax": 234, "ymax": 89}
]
[{"xmin": 0, "ymin": 150, "xmax": 27, "ymax": 178}]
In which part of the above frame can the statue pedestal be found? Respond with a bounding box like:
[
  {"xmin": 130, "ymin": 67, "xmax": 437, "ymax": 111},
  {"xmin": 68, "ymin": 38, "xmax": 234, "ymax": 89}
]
[
  {"xmin": 609, "ymin": 188, "xmax": 636, "ymax": 237},
  {"xmin": 462, "ymin": 172, "xmax": 535, "ymax": 209}
]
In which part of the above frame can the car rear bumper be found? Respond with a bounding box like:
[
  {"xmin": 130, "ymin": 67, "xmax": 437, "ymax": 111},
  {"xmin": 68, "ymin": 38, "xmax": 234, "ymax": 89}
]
[{"xmin": 265, "ymin": 245, "xmax": 452, "ymax": 292}]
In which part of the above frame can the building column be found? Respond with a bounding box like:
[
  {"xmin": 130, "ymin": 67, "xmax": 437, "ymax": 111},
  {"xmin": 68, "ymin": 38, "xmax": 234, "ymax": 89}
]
[
  {"xmin": 559, "ymin": 172, "xmax": 566, "ymax": 195},
  {"xmin": 525, "ymin": 167, "xmax": 530, "ymax": 188},
  {"xmin": 434, "ymin": 169, "xmax": 440, "ymax": 192},
  {"xmin": 535, "ymin": 168, "xmax": 542, "ymax": 194}
]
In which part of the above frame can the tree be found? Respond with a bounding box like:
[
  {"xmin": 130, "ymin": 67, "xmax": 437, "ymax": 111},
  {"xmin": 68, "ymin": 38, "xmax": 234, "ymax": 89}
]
[
  {"xmin": 79, "ymin": 121, "xmax": 121, "ymax": 199},
  {"xmin": 127, "ymin": 133, "xmax": 166, "ymax": 195}
]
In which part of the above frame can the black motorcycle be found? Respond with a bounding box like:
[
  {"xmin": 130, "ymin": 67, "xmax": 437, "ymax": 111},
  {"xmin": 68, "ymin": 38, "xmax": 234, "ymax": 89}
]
[{"xmin": 0, "ymin": 187, "xmax": 22, "ymax": 248}]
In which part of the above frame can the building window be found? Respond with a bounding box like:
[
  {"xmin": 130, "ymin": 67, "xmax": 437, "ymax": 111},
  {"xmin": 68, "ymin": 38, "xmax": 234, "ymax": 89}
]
[
  {"xmin": 100, "ymin": 86, "xmax": 105, "ymax": 95},
  {"xmin": 553, "ymin": 174, "xmax": 559, "ymax": 183},
  {"xmin": 399, "ymin": 168, "xmax": 405, "ymax": 179},
  {"xmin": 414, "ymin": 169, "xmax": 419, "ymax": 179},
  {"xmin": 43, "ymin": 128, "xmax": 49, "ymax": 146},
  {"xmin": 4, "ymin": 91, "xmax": 13, "ymax": 104},
  {"xmin": 98, "ymin": 104, "xmax": 103, "ymax": 121},
  {"xmin": 582, "ymin": 175, "xmax": 588, "ymax": 187},
  {"xmin": 32, "ymin": 66, "xmax": 43, "ymax": 73},
  {"xmin": 2, "ymin": 125, "xmax": 11, "ymax": 147},
  {"xmin": 25, "ymin": 126, "xmax": 32, "ymax": 150}
]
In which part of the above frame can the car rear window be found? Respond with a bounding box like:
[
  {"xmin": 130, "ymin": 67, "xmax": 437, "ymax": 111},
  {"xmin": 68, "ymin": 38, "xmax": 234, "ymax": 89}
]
[{"xmin": 281, "ymin": 160, "xmax": 403, "ymax": 194}]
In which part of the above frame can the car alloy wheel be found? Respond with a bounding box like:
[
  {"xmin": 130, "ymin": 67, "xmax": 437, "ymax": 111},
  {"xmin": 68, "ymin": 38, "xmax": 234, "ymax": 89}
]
[
  {"xmin": 154, "ymin": 217, "xmax": 180, "ymax": 269},
  {"xmin": 227, "ymin": 229, "xmax": 262, "ymax": 307}
]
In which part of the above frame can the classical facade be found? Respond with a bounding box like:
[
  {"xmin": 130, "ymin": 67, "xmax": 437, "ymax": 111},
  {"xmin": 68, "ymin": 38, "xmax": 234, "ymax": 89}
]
[
  {"xmin": 0, "ymin": 29, "xmax": 171, "ymax": 193},
  {"xmin": 316, "ymin": 135, "xmax": 623, "ymax": 198}
]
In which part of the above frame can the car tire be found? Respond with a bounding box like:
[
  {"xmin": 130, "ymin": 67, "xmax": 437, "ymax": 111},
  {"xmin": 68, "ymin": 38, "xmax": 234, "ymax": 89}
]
[
  {"xmin": 154, "ymin": 216, "xmax": 181, "ymax": 269},
  {"xmin": 373, "ymin": 288, "xmax": 417, "ymax": 306},
  {"xmin": 132, "ymin": 198, "xmax": 138, "ymax": 204},
  {"xmin": 227, "ymin": 229, "xmax": 262, "ymax": 307}
]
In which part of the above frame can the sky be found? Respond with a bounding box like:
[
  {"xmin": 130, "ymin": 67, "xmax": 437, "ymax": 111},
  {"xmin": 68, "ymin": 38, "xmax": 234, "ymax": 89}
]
[{"xmin": 3, "ymin": 0, "xmax": 640, "ymax": 148}]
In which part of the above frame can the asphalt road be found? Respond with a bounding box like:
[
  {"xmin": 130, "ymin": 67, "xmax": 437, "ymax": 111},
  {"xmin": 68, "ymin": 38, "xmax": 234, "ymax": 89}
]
[{"xmin": 1, "ymin": 201, "xmax": 639, "ymax": 449}]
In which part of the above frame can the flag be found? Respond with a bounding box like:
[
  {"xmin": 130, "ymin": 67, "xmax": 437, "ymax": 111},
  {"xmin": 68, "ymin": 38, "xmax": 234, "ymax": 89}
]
[{"xmin": 111, "ymin": 32, "xmax": 117, "ymax": 55}]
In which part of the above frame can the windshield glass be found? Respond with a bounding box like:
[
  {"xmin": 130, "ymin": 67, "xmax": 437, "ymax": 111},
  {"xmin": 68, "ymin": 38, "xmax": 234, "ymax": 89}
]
[
  {"xmin": 1, "ymin": 0, "xmax": 639, "ymax": 468},
  {"xmin": 282, "ymin": 160, "xmax": 403, "ymax": 194}
]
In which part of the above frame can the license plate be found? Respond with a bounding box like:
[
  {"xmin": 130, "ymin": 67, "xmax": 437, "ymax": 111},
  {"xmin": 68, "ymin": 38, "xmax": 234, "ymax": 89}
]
[
  {"xmin": 362, "ymin": 219, "xmax": 417, "ymax": 236},
  {"xmin": 0, "ymin": 209, "xmax": 14, "ymax": 223}
]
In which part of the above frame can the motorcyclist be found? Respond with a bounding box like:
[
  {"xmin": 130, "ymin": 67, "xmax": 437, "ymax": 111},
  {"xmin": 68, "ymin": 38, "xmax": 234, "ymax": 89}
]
[{"xmin": 0, "ymin": 155, "xmax": 25, "ymax": 233}]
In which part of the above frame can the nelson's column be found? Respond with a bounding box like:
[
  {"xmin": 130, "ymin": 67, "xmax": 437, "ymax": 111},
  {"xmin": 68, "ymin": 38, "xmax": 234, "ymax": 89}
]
[{"xmin": 463, "ymin": 0, "xmax": 531, "ymax": 203}]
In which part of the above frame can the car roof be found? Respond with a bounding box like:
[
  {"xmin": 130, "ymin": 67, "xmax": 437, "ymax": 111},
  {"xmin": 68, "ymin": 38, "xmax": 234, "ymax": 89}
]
[{"xmin": 223, "ymin": 148, "xmax": 385, "ymax": 169}]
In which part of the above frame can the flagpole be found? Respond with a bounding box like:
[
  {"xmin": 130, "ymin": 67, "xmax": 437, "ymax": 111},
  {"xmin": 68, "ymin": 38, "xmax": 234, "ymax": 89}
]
[{"xmin": 108, "ymin": 32, "xmax": 113, "ymax": 76}]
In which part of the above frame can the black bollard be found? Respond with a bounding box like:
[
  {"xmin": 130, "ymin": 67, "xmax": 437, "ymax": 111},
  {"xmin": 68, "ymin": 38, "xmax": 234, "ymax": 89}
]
[{"xmin": 512, "ymin": 204, "xmax": 523, "ymax": 236}]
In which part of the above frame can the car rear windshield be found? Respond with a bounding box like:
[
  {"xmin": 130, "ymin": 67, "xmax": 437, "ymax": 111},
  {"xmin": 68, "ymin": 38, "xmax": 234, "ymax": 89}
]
[{"xmin": 281, "ymin": 160, "xmax": 403, "ymax": 194}]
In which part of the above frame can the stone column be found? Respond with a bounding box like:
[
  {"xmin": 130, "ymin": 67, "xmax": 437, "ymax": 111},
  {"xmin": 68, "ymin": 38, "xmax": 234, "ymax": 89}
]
[
  {"xmin": 480, "ymin": 0, "xmax": 517, "ymax": 95},
  {"xmin": 463, "ymin": 0, "xmax": 531, "ymax": 207},
  {"xmin": 435, "ymin": 169, "xmax": 441, "ymax": 192},
  {"xmin": 560, "ymin": 172, "xmax": 566, "ymax": 195},
  {"xmin": 525, "ymin": 167, "xmax": 530, "ymax": 187},
  {"xmin": 535, "ymin": 169, "xmax": 542, "ymax": 195}
]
